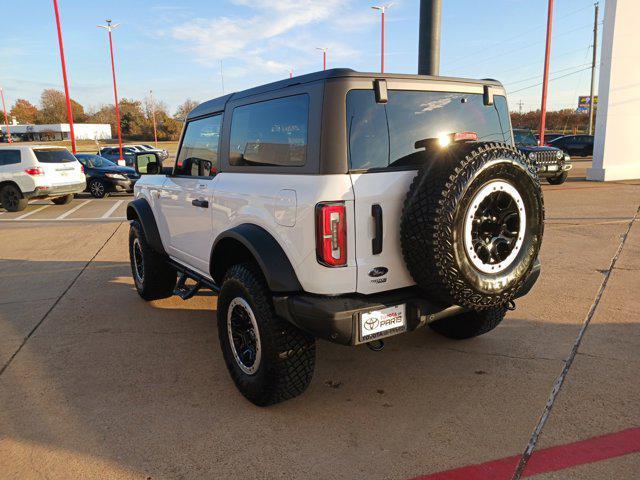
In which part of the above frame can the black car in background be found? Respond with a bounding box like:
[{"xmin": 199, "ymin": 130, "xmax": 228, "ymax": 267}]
[
  {"xmin": 514, "ymin": 128, "xmax": 572, "ymax": 185},
  {"xmin": 548, "ymin": 134, "xmax": 594, "ymax": 157},
  {"xmin": 75, "ymin": 154, "xmax": 139, "ymax": 198},
  {"xmin": 98, "ymin": 147, "xmax": 138, "ymax": 167},
  {"xmin": 535, "ymin": 132, "xmax": 565, "ymax": 144}
]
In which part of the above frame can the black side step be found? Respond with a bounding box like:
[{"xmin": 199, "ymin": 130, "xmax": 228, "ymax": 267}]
[
  {"xmin": 168, "ymin": 259, "xmax": 220, "ymax": 300},
  {"xmin": 174, "ymin": 272, "xmax": 202, "ymax": 300}
]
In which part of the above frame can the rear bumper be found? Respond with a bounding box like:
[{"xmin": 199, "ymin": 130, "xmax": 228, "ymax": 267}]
[
  {"xmin": 24, "ymin": 181, "xmax": 86, "ymax": 199},
  {"xmin": 274, "ymin": 259, "xmax": 541, "ymax": 346}
]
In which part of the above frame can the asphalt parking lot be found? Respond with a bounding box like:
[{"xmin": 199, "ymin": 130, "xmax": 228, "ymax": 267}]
[{"xmin": 1, "ymin": 159, "xmax": 639, "ymax": 479}]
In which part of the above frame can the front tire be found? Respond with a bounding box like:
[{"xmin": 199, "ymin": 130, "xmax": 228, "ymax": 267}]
[
  {"xmin": 128, "ymin": 220, "xmax": 176, "ymax": 300},
  {"xmin": 0, "ymin": 184, "xmax": 28, "ymax": 212},
  {"xmin": 430, "ymin": 306, "xmax": 507, "ymax": 339},
  {"xmin": 218, "ymin": 263, "xmax": 315, "ymax": 406},
  {"xmin": 547, "ymin": 172, "xmax": 568, "ymax": 185},
  {"xmin": 89, "ymin": 178, "xmax": 108, "ymax": 199},
  {"xmin": 52, "ymin": 194, "xmax": 74, "ymax": 205}
]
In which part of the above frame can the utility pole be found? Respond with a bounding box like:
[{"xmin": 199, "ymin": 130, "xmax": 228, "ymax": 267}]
[
  {"xmin": 0, "ymin": 87, "xmax": 12, "ymax": 143},
  {"xmin": 538, "ymin": 0, "xmax": 554, "ymax": 146},
  {"xmin": 418, "ymin": 0, "xmax": 441, "ymax": 75},
  {"xmin": 98, "ymin": 20, "xmax": 124, "ymax": 163},
  {"xmin": 517, "ymin": 100, "xmax": 524, "ymax": 114},
  {"xmin": 52, "ymin": 0, "xmax": 77, "ymax": 153},
  {"xmin": 316, "ymin": 47, "xmax": 328, "ymax": 70},
  {"xmin": 372, "ymin": 4, "xmax": 392, "ymax": 74},
  {"xmin": 588, "ymin": 2, "xmax": 599, "ymax": 136},
  {"xmin": 150, "ymin": 90, "xmax": 158, "ymax": 148}
]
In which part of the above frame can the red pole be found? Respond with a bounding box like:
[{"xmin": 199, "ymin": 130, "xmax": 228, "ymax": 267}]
[
  {"xmin": 538, "ymin": 0, "xmax": 554, "ymax": 146},
  {"xmin": 381, "ymin": 10, "xmax": 385, "ymax": 73},
  {"xmin": 52, "ymin": 0, "xmax": 76, "ymax": 154},
  {"xmin": 0, "ymin": 88, "xmax": 12, "ymax": 143},
  {"xmin": 289, "ymin": 69, "xmax": 293, "ymax": 79},
  {"xmin": 323, "ymin": 50, "xmax": 326, "ymax": 70},
  {"xmin": 107, "ymin": 25, "xmax": 124, "ymax": 161},
  {"xmin": 150, "ymin": 91, "xmax": 158, "ymax": 148}
]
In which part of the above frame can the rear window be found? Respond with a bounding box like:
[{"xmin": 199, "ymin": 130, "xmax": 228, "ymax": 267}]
[
  {"xmin": 347, "ymin": 90, "xmax": 512, "ymax": 171},
  {"xmin": 229, "ymin": 94, "xmax": 309, "ymax": 167},
  {"xmin": 0, "ymin": 150, "xmax": 21, "ymax": 166},
  {"xmin": 33, "ymin": 149, "xmax": 76, "ymax": 163}
]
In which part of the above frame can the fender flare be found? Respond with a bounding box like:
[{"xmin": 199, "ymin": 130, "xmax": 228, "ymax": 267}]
[
  {"xmin": 211, "ymin": 224, "xmax": 302, "ymax": 293},
  {"xmin": 126, "ymin": 198, "xmax": 167, "ymax": 256}
]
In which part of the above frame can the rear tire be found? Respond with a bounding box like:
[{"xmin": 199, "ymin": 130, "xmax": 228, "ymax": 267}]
[
  {"xmin": 429, "ymin": 306, "xmax": 507, "ymax": 339},
  {"xmin": 218, "ymin": 263, "xmax": 315, "ymax": 406},
  {"xmin": 52, "ymin": 194, "xmax": 74, "ymax": 205},
  {"xmin": 0, "ymin": 184, "xmax": 28, "ymax": 212},
  {"xmin": 128, "ymin": 220, "xmax": 176, "ymax": 300},
  {"xmin": 547, "ymin": 172, "xmax": 568, "ymax": 185}
]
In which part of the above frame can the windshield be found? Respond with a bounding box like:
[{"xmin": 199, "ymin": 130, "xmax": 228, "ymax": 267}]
[
  {"xmin": 33, "ymin": 149, "xmax": 76, "ymax": 163},
  {"xmin": 81, "ymin": 155, "xmax": 116, "ymax": 168},
  {"xmin": 513, "ymin": 130, "xmax": 538, "ymax": 147}
]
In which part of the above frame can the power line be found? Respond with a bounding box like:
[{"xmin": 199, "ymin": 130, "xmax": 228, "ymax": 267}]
[
  {"xmin": 507, "ymin": 66, "xmax": 593, "ymax": 94},
  {"xmin": 504, "ymin": 63, "xmax": 592, "ymax": 86}
]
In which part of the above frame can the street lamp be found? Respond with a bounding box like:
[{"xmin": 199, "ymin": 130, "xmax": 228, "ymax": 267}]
[
  {"xmin": 149, "ymin": 90, "xmax": 158, "ymax": 148},
  {"xmin": 98, "ymin": 20, "xmax": 124, "ymax": 163},
  {"xmin": 371, "ymin": 4, "xmax": 392, "ymax": 73},
  {"xmin": 52, "ymin": 0, "xmax": 76, "ymax": 153},
  {"xmin": 316, "ymin": 47, "xmax": 328, "ymax": 70},
  {"xmin": 0, "ymin": 87, "xmax": 12, "ymax": 143}
]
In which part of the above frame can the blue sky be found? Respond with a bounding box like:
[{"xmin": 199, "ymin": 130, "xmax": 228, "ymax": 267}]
[{"xmin": 0, "ymin": 0, "xmax": 602, "ymax": 115}]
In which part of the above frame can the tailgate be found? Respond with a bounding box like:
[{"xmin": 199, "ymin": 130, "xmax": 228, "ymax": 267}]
[
  {"xmin": 350, "ymin": 170, "xmax": 418, "ymax": 294},
  {"xmin": 33, "ymin": 149, "xmax": 84, "ymax": 184}
]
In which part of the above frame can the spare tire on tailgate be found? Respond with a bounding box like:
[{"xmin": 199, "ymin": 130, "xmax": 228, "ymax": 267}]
[{"xmin": 400, "ymin": 142, "xmax": 544, "ymax": 310}]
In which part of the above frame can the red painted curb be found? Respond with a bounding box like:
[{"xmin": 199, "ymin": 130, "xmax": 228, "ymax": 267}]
[{"xmin": 412, "ymin": 427, "xmax": 640, "ymax": 480}]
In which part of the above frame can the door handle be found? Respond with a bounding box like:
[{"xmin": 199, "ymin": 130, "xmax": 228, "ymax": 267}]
[
  {"xmin": 372, "ymin": 204, "xmax": 383, "ymax": 255},
  {"xmin": 192, "ymin": 199, "xmax": 209, "ymax": 208}
]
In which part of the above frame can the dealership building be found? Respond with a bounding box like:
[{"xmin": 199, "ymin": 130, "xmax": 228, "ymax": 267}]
[{"xmin": 1, "ymin": 123, "xmax": 112, "ymax": 141}]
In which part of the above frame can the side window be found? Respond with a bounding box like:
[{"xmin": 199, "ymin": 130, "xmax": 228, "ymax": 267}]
[
  {"xmin": 0, "ymin": 150, "xmax": 21, "ymax": 166},
  {"xmin": 347, "ymin": 90, "xmax": 389, "ymax": 170},
  {"xmin": 175, "ymin": 114, "xmax": 222, "ymax": 177},
  {"xmin": 229, "ymin": 94, "xmax": 309, "ymax": 167}
]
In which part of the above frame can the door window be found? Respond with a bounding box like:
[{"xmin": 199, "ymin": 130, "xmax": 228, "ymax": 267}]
[
  {"xmin": 175, "ymin": 114, "xmax": 222, "ymax": 177},
  {"xmin": 229, "ymin": 94, "xmax": 309, "ymax": 167},
  {"xmin": 0, "ymin": 150, "xmax": 21, "ymax": 166}
]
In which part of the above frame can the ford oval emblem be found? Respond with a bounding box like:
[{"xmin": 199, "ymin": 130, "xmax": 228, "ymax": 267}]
[{"xmin": 368, "ymin": 267, "xmax": 388, "ymax": 278}]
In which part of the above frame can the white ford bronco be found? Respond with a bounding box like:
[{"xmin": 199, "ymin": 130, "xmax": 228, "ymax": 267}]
[{"xmin": 127, "ymin": 69, "xmax": 543, "ymax": 406}]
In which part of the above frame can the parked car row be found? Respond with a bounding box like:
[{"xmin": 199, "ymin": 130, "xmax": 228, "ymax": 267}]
[
  {"xmin": 533, "ymin": 133, "xmax": 595, "ymax": 157},
  {"xmin": 99, "ymin": 144, "xmax": 169, "ymax": 167},
  {"xmin": 0, "ymin": 145, "xmax": 161, "ymax": 211}
]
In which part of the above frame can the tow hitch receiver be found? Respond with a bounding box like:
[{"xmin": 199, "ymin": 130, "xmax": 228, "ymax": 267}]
[{"xmin": 174, "ymin": 272, "xmax": 202, "ymax": 300}]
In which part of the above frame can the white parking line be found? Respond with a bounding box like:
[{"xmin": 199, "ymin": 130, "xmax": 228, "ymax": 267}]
[
  {"xmin": 15, "ymin": 205, "xmax": 50, "ymax": 220},
  {"xmin": 56, "ymin": 200, "xmax": 92, "ymax": 220},
  {"xmin": 101, "ymin": 200, "xmax": 124, "ymax": 219}
]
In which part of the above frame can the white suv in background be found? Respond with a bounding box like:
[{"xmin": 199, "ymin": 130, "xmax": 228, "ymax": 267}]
[{"xmin": 0, "ymin": 145, "xmax": 86, "ymax": 212}]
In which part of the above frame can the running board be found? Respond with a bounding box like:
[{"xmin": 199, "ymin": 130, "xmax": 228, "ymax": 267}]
[{"xmin": 167, "ymin": 259, "xmax": 220, "ymax": 300}]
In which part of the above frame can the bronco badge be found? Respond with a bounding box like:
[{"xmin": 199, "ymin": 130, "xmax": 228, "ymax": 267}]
[{"xmin": 368, "ymin": 267, "xmax": 388, "ymax": 278}]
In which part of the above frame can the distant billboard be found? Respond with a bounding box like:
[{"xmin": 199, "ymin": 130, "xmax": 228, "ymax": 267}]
[{"xmin": 577, "ymin": 95, "xmax": 598, "ymax": 113}]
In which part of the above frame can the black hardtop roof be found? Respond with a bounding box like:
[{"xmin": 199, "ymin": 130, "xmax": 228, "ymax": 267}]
[{"xmin": 187, "ymin": 68, "xmax": 504, "ymax": 120}]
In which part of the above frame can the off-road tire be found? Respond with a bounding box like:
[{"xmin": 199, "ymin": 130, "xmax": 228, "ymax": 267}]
[
  {"xmin": 52, "ymin": 194, "xmax": 74, "ymax": 205},
  {"xmin": 0, "ymin": 184, "xmax": 28, "ymax": 212},
  {"xmin": 128, "ymin": 220, "xmax": 176, "ymax": 300},
  {"xmin": 547, "ymin": 172, "xmax": 568, "ymax": 185},
  {"xmin": 429, "ymin": 306, "xmax": 507, "ymax": 339},
  {"xmin": 89, "ymin": 178, "xmax": 108, "ymax": 199},
  {"xmin": 400, "ymin": 142, "xmax": 544, "ymax": 310},
  {"xmin": 218, "ymin": 263, "xmax": 315, "ymax": 406}
]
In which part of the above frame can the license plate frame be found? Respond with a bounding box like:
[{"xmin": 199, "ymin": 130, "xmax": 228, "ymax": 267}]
[
  {"xmin": 547, "ymin": 165, "xmax": 559, "ymax": 172},
  {"xmin": 358, "ymin": 304, "xmax": 407, "ymax": 343}
]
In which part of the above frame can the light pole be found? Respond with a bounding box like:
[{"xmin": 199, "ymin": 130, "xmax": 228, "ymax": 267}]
[
  {"xmin": 52, "ymin": 0, "xmax": 76, "ymax": 153},
  {"xmin": 538, "ymin": 0, "xmax": 554, "ymax": 146},
  {"xmin": 98, "ymin": 20, "xmax": 124, "ymax": 163},
  {"xmin": 150, "ymin": 90, "xmax": 158, "ymax": 147},
  {"xmin": 372, "ymin": 4, "xmax": 392, "ymax": 73},
  {"xmin": 316, "ymin": 47, "xmax": 327, "ymax": 70},
  {"xmin": 0, "ymin": 87, "xmax": 12, "ymax": 143}
]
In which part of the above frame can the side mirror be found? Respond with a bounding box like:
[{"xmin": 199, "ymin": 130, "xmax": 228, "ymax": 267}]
[{"xmin": 135, "ymin": 152, "xmax": 161, "ymax": 175}]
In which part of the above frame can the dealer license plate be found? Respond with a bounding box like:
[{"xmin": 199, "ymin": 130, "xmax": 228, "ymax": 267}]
[{"xmin": 359, "ymin": 304, "xmax": 407, "ymax": 343}]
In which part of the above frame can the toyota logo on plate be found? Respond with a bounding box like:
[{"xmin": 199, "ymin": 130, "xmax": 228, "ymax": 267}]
[{"xmin": 364, "ymin": 317, "xmax": 379, "ymax": 331}]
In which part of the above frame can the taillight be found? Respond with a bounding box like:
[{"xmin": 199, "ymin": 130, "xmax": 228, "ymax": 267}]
[
  {"xmin": 316, "ymin": 202, "xmax": 347, "ymax": 267},
  {"xmin": 24, "ymin": 167, "xmax": 45, "ymax": 176},
  {"xmin": 80, "ymin": 165, "xmax": 84, "ymax": 173}
]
